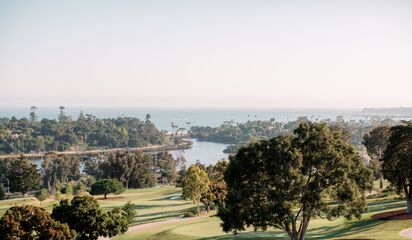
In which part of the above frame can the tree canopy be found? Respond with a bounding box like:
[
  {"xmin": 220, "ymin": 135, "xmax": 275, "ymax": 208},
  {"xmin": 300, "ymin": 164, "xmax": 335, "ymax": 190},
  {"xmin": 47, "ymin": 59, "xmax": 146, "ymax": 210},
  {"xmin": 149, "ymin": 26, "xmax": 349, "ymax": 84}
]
[
  {"xmin": 0, "ymin": 205, "xmax": 74, "ymax": 240},
  {"xmin": 8, "ymin": 155, "xmax": 41, "ymax": 196},
  {"xmin": 363, "ymin": 125, "xmax": 390, "ymax": 189},
  {"xmin": 90, "ymin": 179, "xmax": 125, "ymax": 199},
  {"xmin": 0, "ymin": 112, "xmax": 165, "ymax": 154},
  {"xmin": 382, "ymin": 121, "xmax": 412, "ymax": 212},
  {"xmin": 219, "ymin": 122, "xmax": 373, "ymax": 240},
  {"xmin": 52, "ymin": 195, "xmax": 128, "ymax": 240},
  {"xmin": 182, "ymin": 165, "xmax": 210, "ymax": 215}
]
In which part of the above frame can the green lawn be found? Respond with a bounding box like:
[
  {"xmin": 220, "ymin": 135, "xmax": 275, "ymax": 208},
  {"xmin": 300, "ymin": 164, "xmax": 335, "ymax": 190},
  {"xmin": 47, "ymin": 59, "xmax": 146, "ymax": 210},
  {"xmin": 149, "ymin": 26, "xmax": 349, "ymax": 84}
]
[
  {"xmin": 1, "ymin": 187, "xmax": 412, "ymax": 240},
  {"xmin": 0, "ymin": 186, "xmax": 195, "ymax": 225},
  {"xmin": 115, "ymin": 192, "xmax": 412, "ymax": 240}
]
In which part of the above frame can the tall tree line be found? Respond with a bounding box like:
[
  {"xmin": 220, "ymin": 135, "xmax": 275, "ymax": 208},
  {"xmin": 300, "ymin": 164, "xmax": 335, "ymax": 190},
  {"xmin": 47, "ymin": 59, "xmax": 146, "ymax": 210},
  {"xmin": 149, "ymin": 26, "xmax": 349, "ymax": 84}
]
[{"xmin": 0, "ymin": 109, "xmax": 165, "ymax": 154}]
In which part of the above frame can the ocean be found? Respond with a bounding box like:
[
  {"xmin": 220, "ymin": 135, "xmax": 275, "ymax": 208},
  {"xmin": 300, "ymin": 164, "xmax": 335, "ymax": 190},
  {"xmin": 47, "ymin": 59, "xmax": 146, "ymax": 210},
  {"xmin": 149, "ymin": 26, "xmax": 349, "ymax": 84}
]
[{"xmin": 0, "ymin": 107, "xmax": 360, "ymax": 131}]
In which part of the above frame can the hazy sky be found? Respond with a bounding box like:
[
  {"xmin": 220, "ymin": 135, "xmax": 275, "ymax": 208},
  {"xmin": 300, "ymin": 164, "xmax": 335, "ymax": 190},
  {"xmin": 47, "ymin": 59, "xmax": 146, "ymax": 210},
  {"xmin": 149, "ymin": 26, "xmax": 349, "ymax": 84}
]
[{"xmin": 1, "ymin": 0, "xmax": 411, "ymax": 108}]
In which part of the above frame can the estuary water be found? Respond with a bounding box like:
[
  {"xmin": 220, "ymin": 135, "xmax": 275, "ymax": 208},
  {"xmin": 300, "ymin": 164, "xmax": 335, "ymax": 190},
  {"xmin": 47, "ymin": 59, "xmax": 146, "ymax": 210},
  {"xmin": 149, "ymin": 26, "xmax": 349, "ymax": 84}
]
[
  {"xmin": 170, "ymin": 138, "xmax": 229, "ymax": 166},
  {"xmin": 29, "ymin": 138, "xmax": 228, "ymax": 169}
]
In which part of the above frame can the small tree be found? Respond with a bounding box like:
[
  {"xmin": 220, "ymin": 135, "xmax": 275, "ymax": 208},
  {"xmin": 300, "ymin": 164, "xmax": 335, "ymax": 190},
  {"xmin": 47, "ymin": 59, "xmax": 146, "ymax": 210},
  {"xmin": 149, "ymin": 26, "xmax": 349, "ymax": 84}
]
[
  {"xmin": 105, "ymin": 208, "xmax": 129, "ymax": 236},
  {"xmin": 0, "ymin": 205, "xmax": 74, "ymax": 239},
  {"xmin": 35, "ymin": 189, "xmax": 49, "ymax": 205},
  {"xmin": 122, "ymin": 201, "xmax": 137, "ymax": 224},
  {"xmin": 90, "ymin": 179, "xmax": 125, "ymax": 199},
  {"xmin": 220, "ymin": 122, "xmax": 373, "ymax": 240},
  {"xmin": 382, "ymin": 122, "xmax": 412, "ymax": 213},
  {"xmin": 182, "ymin": 165, "xmax": 210, "ymax": 215}
]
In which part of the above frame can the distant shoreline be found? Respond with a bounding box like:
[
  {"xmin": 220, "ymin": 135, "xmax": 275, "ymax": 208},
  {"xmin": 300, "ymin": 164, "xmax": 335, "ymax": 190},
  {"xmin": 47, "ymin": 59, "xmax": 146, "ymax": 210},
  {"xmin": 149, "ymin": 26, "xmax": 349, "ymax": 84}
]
[{"xmin": 0, "ymin": 140, "xmax": 193, "ymax": 160}]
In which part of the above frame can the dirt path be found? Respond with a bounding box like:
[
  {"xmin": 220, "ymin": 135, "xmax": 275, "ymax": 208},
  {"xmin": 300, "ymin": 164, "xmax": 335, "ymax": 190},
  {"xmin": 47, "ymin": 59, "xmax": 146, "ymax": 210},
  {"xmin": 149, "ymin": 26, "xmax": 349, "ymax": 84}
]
[
  {"xmin": 400, "ymin": 228, "xmax": 412, "ymax": 238},
  {"xmin": 98, "ymin": 216, "xmax": 207, "ymax": 240}
]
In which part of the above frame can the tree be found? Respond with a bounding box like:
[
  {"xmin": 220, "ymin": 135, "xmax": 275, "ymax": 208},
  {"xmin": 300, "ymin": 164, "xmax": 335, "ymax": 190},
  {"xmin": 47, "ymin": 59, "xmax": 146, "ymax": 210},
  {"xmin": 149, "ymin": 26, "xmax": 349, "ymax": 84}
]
[
  {"xmin": 219, "ymin": 122, "xmax": 373, "ymax": 240},
  {"xmin": 90, "ymin": 179, "xmax": 125, "ymax": 199},
  {"xmin": 382, "ymin": 121, "xmax": 412, "ymax": 213},
  {"xmin": 105, "ymin": 208, "xmax": 129, "ymax": 237},
  {"xmin": 206, "ymin": 160, "xmax": 228, "ymax": 209},
  {"xmin": 129, "ymin": 154, "xmax": 157, "ymax": 188},
  {"xmin": 42, "ymin": 153, "xmax": 81, "ymax": 193},
  {"xmin": 30, "ymin": 106, "xmax": 38, "ymax": 123},
  {"xmin": 52, "ymin": 195, "xmax": 128, "ymax": 240},
  {"xmin": 35, "ymin": 189, "xmax": 49, "ymax": 204},
  {"xmin": 363, "ymin": 125, "xmax": 391, "ymax": 189},
  {"xmin": 9, "ymin": 155, "xmax": 41, "ymax": 196},
  {"xmin": 0, "ymin": 205, "xmax": 74, "ymax": 240},
  {"xmin": 58, "ymin": 106, "xmax": 66, "ymax": 121},
  {"xmin": 156, "ymin": 151, "xmax": 178, "ymax": 184},
  {"xmin": 121, "ymin": 201, "xmax": 137, "ymax": 224},
  {"xmin": 182, "ymin": 165, "xmax": 210, "ymax": 215},
  {"xmin": 100, "ymin": 152, "xmax": 136, "ymax": 187}
]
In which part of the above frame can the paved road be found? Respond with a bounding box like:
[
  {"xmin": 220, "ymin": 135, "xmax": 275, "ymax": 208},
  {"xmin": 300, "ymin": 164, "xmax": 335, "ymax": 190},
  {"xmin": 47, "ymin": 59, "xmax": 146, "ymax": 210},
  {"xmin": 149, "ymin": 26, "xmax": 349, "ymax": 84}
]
[
  {"xmin": 0, "ymin": 141, "xmax": 192, "ymax": 160},
  {"xmin": 400, "ymin": 227, "xmax": 412, "ymax": 239},
  {"xmin": 98, "ymin": 216, "xmax": 207, "ymax": 240}
]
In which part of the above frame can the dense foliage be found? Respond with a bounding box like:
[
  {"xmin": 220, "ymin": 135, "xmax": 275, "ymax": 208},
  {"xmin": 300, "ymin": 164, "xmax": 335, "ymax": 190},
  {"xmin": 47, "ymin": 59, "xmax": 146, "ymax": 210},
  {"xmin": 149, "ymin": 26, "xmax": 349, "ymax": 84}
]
[
  {"xmin": 219, "ymin": 122, "xmax": 373, "ymax": 240},
  {"xmin": 182, "ymin": 165, "xmax": 210, "ymax": 215},
  {"xmin": 0, "ymin": 155, "xmax": 41, "ymax": 196},
  {"xmin": 86, "ymin": 151, "xmax": 183, "ymax": 188},
  {"xmin": 363, "ymin": 125, "xmax": 390, "ymax": 189},
  {"xmin": 0, "ymin": 205, "xmax": 75, "ymax": 240},
  {"xmin": 35, "ymin": 189, "xmax": 49, "ymax": 203},
  {"xmin": 381, "ymin": 121, "xmax": 412, "ymax": 212},
  {"xmin": 52, "ymin": 196, "xmax": 128, "ymax": 240},
  {"xmin": 90, "ymin": 179, "xmax": 125, "ymax": 199},
  {"xmin": 190, "ymin": 117, "xmax": 398, "ymax": 148},
  {"xmin": 122, "ymin": 201, "xmax": 138, "ymax": 224},
  {"xmin": 0, "ymin": 110, "xmax": 165, "ymax": 154},
  {"xmin": 42, "ymin": 152, "xmax": 81, "ymax": 193}
]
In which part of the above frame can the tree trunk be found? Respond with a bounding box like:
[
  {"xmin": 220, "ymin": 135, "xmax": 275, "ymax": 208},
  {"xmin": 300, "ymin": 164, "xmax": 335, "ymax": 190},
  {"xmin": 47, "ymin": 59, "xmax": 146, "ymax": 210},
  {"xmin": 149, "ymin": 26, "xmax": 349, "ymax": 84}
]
[
  {"xmin": 299, "ymin": 217, "xmax": 311, "ymax": 240},
  {"xmin": 405, "ymin": 186, "xmax": 412, "ymax": 213},
  {"xmin": 104, "ymin": 193, "xmax": 107, "ymax": 199},
  {"xmin": 379, "ymin": 175, "xmax": 383, "ymax": 189},
  {"xmin": 288, "ymin": 232, "xmax": 298, "ymax": 240}
]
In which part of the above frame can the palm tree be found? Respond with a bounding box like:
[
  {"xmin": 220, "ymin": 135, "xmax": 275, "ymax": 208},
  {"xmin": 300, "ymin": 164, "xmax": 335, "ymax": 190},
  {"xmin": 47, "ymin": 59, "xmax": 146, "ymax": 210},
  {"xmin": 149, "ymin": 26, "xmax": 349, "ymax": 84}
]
[
  {"xmin": 29, "ymin": 106, "xmax": 37, "ymax": 123},
  {"xmin": 58, "ymin": 106, "xmax": 65, "ymax": 121}
]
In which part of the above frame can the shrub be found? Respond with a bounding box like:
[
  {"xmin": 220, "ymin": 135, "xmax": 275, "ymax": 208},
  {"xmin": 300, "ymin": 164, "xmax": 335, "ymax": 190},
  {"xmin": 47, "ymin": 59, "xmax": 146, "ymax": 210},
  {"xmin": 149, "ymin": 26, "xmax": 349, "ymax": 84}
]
[{"xmin": 35, "ymin": 189, "xmax": 49, "ymax": 203}]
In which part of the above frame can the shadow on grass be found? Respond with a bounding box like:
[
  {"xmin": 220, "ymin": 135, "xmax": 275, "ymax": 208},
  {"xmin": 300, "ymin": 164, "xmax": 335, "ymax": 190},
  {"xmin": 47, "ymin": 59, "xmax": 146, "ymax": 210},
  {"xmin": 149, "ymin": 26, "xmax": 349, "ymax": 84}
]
[{"xmin": 308, "ymin": 219, "xmax": 382, "ymax": 239}]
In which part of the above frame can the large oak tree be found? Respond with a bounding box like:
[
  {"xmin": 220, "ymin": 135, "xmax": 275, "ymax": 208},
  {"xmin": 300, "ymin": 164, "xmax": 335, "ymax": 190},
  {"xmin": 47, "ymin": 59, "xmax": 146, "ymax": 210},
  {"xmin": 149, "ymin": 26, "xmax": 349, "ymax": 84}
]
[
  {"xmin": 219, "ymin": 122, "xmax": 373, "ymax": 240},
  {"xmin": 381, "ymin": 121, "xmax": 412, "ymax": 212}
]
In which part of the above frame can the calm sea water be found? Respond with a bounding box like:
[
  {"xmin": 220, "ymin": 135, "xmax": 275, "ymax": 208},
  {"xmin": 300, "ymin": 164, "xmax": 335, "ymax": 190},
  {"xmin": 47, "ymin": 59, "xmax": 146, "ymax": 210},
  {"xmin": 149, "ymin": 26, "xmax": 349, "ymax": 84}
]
[{"xmin": 0, "ymin": 107, "xmax": 360, "ymax": 131}]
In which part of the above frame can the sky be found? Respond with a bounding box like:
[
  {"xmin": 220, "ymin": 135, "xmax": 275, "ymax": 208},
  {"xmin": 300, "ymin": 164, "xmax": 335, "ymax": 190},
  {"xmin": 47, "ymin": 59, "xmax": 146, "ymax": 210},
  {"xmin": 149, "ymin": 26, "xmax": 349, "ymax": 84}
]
[{"xmin": 0, "ymin": 0, "xmax": 411, "ymax": 109}]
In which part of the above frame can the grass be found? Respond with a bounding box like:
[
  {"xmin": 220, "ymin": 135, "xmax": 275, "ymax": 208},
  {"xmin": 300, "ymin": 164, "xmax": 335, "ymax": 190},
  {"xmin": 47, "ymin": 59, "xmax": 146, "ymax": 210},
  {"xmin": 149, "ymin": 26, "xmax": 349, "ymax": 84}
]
[
  {"xmin": 1, "ymin": 187, "xmax": 412, "ymax": 239},
  {"xmin": 0, "ymin": 186, "xmax": 195, "ymax": 225},
  {"xmin": 115, "ymin": 192, "xmax": 412, "ymax": 240}
]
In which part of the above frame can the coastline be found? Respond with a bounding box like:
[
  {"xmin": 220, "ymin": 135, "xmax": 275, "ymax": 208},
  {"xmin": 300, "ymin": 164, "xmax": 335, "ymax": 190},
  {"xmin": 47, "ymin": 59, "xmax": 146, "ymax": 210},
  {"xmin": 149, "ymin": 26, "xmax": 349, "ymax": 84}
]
[{"xmin": 0, "ymin": 140, "xmax": 193, "ymax": 160}]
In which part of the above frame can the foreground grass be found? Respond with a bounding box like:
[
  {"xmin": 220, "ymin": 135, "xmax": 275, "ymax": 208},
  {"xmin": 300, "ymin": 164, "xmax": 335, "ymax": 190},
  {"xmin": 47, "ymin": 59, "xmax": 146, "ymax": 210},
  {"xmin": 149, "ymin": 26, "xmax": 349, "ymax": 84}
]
[{"xmin": 116, "ymin": 194, "xmax": 412, "ymax": 240}]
